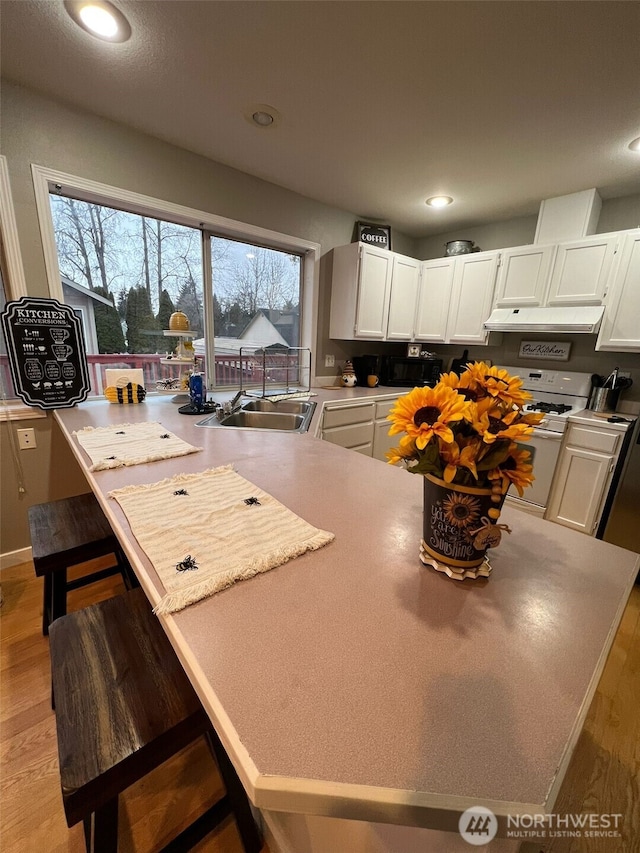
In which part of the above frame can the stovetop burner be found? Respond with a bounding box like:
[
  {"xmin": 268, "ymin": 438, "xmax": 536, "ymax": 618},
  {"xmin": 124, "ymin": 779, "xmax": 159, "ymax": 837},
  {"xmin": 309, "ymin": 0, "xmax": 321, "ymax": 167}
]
[{"xmin": 526, "ymin": 401, "xmax": 573, "ymax": 415}]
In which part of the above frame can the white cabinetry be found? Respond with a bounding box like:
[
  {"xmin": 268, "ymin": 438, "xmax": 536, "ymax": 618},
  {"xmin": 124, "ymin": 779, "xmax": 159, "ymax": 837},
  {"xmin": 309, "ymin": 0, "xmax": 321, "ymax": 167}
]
[
  {"xmin": 546, "ymin": 233, "xmax": 619, "ymax": 305},
  {"xmin": 321, "ymin": 401, "xmax": 375, "ymax": 454},
  {"xmin": 596, "ymin": 229, "xmax": 640, "ymax": 352},
  {"xmin": 493, "ymin": 244, "xmax": 557, "ymax": 308},
  {"xmin": 445, "ymin": 251, "xmax": 500, "ymax": 344},
  {"xmin": 329, "ymin": 243, "xmax": 498, "ymax": 345},
  {"xmin": 330, "ymin": 243, "xmax": 392, "ymax": 340},
  {"xmin": 372, "ymin": 398, "xmax": 400, "ymax": 462},
  {"xmin": 386, "ymin": 255, "xmax": 421, "ymax": 340},
  {"xmin": 546, "ymin": 422, "xmax": 622, "ymax": 535},
  {"xmin": 321, "ymin": 396, "xmax": 400, "ymax": 461},
  {"xmin": 414, "ymin": 258, "xmax": 454, "ymax": 342}
]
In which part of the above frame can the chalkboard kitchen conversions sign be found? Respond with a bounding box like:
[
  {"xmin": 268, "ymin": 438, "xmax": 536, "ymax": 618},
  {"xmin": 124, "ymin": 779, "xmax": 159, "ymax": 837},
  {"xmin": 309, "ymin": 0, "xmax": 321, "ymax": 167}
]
[{"xmin": 1, "ymin": 297, "xmax": 90, "ymax": 409}]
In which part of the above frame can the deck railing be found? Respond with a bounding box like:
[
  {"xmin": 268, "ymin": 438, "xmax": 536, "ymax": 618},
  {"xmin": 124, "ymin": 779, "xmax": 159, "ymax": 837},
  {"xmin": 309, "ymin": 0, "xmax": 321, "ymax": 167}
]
[{"xmin": 0, "ymin": 352, "xmax": 300, "ymax": 397}]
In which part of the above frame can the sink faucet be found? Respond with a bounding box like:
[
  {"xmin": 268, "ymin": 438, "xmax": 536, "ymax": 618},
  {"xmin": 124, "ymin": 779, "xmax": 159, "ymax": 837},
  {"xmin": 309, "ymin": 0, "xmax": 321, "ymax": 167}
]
[{"xmin": 218, "ymin": 390, "xmax": 245, "ymax": 418}]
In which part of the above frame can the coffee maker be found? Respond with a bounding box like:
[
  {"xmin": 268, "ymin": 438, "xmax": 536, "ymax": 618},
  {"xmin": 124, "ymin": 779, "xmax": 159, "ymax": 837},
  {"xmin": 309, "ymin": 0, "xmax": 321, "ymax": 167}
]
[{"xmin": 352, "ymin": 355, "xmax": 381, "ymax": 387}]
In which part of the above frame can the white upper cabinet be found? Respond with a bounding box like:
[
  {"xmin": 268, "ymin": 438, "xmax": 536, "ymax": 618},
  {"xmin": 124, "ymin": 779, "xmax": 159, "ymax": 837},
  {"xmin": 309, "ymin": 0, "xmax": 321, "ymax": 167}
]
[
  {"xmin": 446, "ymin": 251, "xmax": 500, "ymax": 344},
  {"xmin": 546, "ymin": 233, "xmax": 619, "ymax": 305},
  {"xmin": 386, "ymin": 254, "xmax": 421, "ymax": 340},
  {"xmin": 493, "ymin": 244, "xmax": 557, "ymax": 308},
  {"xmin": 330, "ymin": 243, "xmax": 393, "ymax": 339},
  {"xmin": 414, "ymin": 258, "xmax": 454, "ymax": 342},
  {"xmin": 596, "ymin": 229, "xmax": 640, "ymax": 352}
]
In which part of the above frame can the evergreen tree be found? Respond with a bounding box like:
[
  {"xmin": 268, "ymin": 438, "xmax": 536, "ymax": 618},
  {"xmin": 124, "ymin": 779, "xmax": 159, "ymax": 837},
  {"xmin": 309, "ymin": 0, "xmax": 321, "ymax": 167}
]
[
  {"xmin": 156, "ymin": 288, "xmax": 176, "ymax": 331},
  {"xmin": 93, "ymin": 286, "xmax": 125, "ymax": 353},
  {"xmin": 176, "ymin": 277, "xmax": 202, "ymax": 333},
  {"xmin": 125, "ymin": 286, "xmax": 160, "ymax": 353}
]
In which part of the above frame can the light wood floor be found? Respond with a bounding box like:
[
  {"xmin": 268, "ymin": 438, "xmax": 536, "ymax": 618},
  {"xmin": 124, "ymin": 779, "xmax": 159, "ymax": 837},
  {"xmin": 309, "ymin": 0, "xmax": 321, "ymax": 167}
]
[
  {"xmin": 0, "ymin": 558, "xmax": 269, "ymax": 853},
  {"xmin": 1, "ymin": 560, "xmax": 639, "ymax": 853}
]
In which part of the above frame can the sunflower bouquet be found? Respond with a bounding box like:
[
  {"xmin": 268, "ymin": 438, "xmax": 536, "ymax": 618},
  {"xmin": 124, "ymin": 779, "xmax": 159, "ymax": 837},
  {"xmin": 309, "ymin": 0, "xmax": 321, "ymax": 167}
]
[{"xmin": 386, "ymin": 362, "xmax": 544, "ymax": 497}]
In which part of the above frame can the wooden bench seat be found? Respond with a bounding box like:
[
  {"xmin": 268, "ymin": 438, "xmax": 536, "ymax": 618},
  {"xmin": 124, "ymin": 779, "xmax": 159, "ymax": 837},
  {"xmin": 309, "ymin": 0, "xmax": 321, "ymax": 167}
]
[
  {"xmin": 49, "ymin": 587, "xmax": 262, "ymax": 853},
  {"xmin": 28, "ymin": 493, "xmax": 137, "ymax": 635}
]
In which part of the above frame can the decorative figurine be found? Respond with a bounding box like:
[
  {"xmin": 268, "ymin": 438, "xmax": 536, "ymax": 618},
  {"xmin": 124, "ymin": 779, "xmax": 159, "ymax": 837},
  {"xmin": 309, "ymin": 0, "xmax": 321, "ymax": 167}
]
[{"xmin": 341, "ymin": 360, "xmax": 357, "ymax": 387}]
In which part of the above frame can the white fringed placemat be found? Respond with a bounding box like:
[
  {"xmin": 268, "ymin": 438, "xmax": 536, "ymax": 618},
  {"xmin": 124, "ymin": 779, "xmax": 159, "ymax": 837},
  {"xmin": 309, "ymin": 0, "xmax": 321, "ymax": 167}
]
[
  {"xmin": 109, "ymin": 465, "xmax": 335, "ymax": 614},
  {"xmin": 74, "ymin": 421, "xmax": 201, "ymax": 471}
]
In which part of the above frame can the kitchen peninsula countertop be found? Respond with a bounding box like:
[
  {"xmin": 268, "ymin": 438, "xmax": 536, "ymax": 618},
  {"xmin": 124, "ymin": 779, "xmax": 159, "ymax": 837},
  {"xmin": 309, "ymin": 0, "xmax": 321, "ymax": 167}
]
[{"xmin": 54, "ymin": 396, "xmax": 639, "ymax": 847}]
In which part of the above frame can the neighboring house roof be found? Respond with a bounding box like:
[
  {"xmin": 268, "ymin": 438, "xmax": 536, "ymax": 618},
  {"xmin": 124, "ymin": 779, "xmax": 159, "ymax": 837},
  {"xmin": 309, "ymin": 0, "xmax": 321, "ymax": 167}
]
[
  {"xmin": 193, "ymin": 337, "xmax": 289, "ymax": 356},
  {"xmin": 61, "ymin": 276, "xmax": 115, "ymax": 307},
  {"xmin": 241, "ymin": 308, "xmax": 298, "ymax": 345}
]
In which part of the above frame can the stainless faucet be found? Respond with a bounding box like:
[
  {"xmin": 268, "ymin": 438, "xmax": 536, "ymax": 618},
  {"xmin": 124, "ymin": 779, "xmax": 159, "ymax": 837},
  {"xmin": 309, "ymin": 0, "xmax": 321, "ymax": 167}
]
[{"xmin": 218, "ymin": 390, "xmax": 245, "ymax": 419}]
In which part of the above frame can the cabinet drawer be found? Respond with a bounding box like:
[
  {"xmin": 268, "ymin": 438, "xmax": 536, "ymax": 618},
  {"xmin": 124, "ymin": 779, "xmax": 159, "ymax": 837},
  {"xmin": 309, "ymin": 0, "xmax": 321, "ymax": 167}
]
[
  {"xmin": 323, "ymin": 402, "xmax": 375, "ymax": 429},
  {"xmin": 374, "ymin": 398, "xmax": 400, "ymax": 419},
  {"xmin": 566, "ymin": 424, "xmax": 620, "ymax": 454},
  {"xmin": 322, "ymin": 421, "xmax": 375, "ymax": 449}
]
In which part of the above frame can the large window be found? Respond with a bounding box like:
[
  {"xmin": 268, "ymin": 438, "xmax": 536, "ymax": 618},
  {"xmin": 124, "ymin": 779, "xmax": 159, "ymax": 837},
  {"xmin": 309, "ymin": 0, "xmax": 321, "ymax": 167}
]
[{"xmin": 47, "ymin": 194, "xmax": 303, "ymax": 395}]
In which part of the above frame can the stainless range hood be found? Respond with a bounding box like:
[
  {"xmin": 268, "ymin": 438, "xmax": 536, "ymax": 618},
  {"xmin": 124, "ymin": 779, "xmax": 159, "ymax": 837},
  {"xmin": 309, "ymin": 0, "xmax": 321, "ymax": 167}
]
[{"xmin": 484, "ymin": 306, "xmax": 605, "ymax": 334}]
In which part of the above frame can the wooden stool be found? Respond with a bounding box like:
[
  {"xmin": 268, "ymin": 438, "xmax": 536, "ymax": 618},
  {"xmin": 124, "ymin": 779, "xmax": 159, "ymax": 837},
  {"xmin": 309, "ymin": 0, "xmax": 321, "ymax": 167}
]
[
  {"xmin": 28, "ymin": 493, "xmax": 137, "ymax": 635},
  {"xmin": 49, "ymin": 587, "xmax": 262, "ymax": 853}
]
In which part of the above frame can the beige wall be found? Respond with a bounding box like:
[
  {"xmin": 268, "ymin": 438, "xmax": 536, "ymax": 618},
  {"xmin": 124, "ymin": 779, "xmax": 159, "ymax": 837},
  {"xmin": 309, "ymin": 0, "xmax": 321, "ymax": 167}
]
[
  {"xmin": 1, "ymin": 80, "xmax": 419, "ymax": 555},
  {"xmin": 417, "ymin": 194, "xmax": 640, "ymax": 260}
]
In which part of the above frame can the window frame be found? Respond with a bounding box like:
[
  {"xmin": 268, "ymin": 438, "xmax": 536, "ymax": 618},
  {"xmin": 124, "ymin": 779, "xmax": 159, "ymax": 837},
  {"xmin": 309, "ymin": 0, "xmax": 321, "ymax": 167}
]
[
  {"xmin": 0, "ymin": 156, "xmax": 46, "ymax": 420},
  {"xmin": 31, "ymin": 165, "xmax": 321, "ymax": 391}
]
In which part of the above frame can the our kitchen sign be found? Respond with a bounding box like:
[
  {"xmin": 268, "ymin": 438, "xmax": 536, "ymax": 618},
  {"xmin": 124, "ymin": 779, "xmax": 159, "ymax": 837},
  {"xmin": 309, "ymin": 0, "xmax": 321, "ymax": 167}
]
[
  {"xmin": 518, "ymin": 341, "xmax": 571, "ymax": 361},
  {"xmin": 1, "ymin": 296, "xmax": 90, "ymax": 409}
]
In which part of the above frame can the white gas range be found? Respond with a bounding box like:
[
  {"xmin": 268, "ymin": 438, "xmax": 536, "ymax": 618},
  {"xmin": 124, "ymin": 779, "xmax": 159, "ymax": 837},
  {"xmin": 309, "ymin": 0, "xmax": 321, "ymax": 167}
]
[{"xmin": 502, "ymin": 366, "xmax": 592, "ymax": 517}]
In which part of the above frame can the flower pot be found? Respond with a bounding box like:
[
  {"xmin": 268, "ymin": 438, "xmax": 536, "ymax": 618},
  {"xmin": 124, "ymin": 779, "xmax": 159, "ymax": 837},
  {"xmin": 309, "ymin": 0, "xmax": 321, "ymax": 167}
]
[{"xmin": 422, "ymin": 474, "xmax": 506, "ymax": 570}]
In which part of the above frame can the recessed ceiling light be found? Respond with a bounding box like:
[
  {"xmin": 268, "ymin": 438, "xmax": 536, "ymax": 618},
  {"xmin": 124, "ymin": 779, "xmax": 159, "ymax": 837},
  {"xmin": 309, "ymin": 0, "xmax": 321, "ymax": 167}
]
[
  {"xmin": 426, "ymin": 196, "xmax": 453, "ymax": 208},
  {"xmin": 244, "ymin": 104, "xmax": 281, "ymax": 129},
  {"xmin": 64, "ymin": 1, "xmax": 131, "ymax": 43},
  {"xmin": 628, "ymin": 136, "xmax": 640, "ymax": 152}
]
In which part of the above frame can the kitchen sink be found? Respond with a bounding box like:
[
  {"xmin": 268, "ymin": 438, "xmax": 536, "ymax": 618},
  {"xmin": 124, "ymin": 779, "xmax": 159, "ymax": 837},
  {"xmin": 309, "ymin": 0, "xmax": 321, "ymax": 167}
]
[
  {"xmin": 195, "ymin": 399, "xmax": 316, "ymax": 433},
  {"xmin": 240, "ymin": 399, "xmax": 314, "ymax": 415}
]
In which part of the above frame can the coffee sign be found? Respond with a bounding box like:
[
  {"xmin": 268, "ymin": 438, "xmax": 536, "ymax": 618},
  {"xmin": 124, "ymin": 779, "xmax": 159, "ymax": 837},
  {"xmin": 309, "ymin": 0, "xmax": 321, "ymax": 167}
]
[
  {"xmin": 1, "ymin": 297, "xmax": 90, "ymax": 409},
  {"xmin": 355, "ymin": 221, "xmax": 392, "ymax": 250}
]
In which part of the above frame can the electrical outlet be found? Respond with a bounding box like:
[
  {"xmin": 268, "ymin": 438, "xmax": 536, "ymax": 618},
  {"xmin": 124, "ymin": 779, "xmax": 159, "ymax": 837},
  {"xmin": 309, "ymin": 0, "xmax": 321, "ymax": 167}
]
[
  {"xmin": 324, "ymin": 354, "xmax": 335, "ymax": 368},
  {"xmin": 618, "ymin": 371, "xmax": 631, "ymax": 379},
  {"xmin": 17, "ymin": 428, "xmax": 37, "ymax": 450}
]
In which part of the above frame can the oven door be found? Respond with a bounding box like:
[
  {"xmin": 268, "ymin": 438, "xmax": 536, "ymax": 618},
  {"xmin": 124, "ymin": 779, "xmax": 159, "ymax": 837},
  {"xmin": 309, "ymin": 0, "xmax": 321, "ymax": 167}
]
[{"xmin": 506, "ymin": 428, "xmax": 563, "ymax": 516}]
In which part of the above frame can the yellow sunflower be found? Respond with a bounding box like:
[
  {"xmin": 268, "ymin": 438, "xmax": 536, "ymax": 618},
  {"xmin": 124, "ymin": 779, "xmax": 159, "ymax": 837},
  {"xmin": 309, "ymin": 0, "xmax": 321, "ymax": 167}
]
[
  {"xmin": 479, "ymin": 409, "xmax": 535, "ymax": 445},
  {"xmin": 442, "ymin": 492, "xmax": 482, "ymax": 528},
  {"xmin": 488, "ymin": 445, "xmax": 535, "ymax": 497},
  {"xmin": 439, "ymin": 369, "xmax": 481, "ymax": 401},
  {"xmin": 387, "ymin": 385, "xmax": 472, "ymax": 450},
  {"xmin": 464, "ymin": 363, "xmax": 533, "ymax": 409},
  {"xmin": 385, "ymin": 436, "xmax": 419, "ymax": 466},
  {"xmin": 440, "ymin": 438, "xmax": 479, "ymax": 482}
]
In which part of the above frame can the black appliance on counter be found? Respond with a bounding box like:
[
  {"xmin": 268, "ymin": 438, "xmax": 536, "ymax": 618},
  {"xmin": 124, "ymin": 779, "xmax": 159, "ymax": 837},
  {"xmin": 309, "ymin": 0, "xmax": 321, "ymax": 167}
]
[
  {"xmin": 379, "ymin": 355, "xmax": 442, "ymax": 387},
  {"xmin": 352, "ymin": 355, "xmax": 382, "ymax": 387}
]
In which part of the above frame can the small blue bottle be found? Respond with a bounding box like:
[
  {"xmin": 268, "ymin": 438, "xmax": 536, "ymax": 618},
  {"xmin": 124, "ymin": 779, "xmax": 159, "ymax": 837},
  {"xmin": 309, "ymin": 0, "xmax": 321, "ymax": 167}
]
[{"xmin": 189, "ymin": 372, "xmax": 204, "ymax": 411}]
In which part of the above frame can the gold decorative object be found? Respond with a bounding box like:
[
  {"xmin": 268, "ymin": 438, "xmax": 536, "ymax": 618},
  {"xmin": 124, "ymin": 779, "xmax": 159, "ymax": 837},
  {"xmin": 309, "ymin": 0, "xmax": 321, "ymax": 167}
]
[{"xmin": 169, "ymin": 311, "xmax": 190, "ymax": 331}]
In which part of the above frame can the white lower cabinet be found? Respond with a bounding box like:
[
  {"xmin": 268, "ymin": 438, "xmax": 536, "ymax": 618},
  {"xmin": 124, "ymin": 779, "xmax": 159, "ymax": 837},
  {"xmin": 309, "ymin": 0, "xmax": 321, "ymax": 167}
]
[
  {"xmin": 546, "ymin": 423, "xmax": 621, "ymax": 534},
  {"xmin": 321, "ymin": 397, "xmax": 400, "ymax": 461},
  {"xmin": 372, "ymin": 398, "xmax": 400, "ymax": 462},
  {"xmin": 321, "ymin": 401, "xmax": 375, "ymax": 455}
]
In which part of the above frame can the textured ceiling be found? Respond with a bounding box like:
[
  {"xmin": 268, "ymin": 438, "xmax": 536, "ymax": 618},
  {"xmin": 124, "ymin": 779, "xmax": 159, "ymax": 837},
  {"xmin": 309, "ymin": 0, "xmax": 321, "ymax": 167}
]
[{"xmin": 2, "ymin": 0, "xmax": 640, "ymax": 238}]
